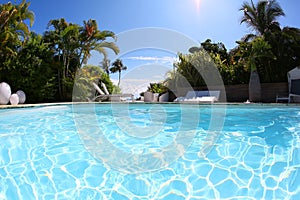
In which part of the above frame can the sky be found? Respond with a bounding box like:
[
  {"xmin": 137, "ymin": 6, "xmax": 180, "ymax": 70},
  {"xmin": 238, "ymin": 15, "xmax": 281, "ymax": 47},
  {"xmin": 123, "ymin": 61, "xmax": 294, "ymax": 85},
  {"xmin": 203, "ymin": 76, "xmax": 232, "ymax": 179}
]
[{"xmin": 3, "ymin": 0, "xmax": 300, "ymax": 95}]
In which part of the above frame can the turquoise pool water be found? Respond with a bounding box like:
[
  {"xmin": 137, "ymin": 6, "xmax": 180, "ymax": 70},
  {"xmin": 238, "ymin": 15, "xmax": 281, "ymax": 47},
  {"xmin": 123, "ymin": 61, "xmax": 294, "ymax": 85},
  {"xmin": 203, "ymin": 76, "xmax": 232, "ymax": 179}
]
[{"xmin": 0, "ymin": 103, "xmax": 299, "ymax": 199}]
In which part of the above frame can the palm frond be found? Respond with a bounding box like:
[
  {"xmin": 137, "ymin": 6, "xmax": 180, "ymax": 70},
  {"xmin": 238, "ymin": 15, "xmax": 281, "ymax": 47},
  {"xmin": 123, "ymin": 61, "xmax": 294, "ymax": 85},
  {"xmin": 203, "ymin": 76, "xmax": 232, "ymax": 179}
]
[
  {"xmin": 95, "ymin": 41, "xmax": 120, "ymax": 55},
  {"xmin": 94, "ymin": 46, "xmax": 108, "ymax": 59}
]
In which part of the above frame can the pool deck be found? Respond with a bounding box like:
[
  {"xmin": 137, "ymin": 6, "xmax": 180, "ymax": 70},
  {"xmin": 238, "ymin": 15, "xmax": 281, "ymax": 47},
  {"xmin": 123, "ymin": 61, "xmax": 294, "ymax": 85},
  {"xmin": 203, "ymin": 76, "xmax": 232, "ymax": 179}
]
[{"xmin": 1, "ymin": 101, "xmax": 300, "ymax": 109}]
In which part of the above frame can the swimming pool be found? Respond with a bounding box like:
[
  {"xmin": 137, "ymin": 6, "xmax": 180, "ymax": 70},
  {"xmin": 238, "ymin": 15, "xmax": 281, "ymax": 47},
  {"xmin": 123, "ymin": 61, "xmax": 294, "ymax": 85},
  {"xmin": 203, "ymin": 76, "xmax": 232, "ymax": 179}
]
[{"xmin": 0, "ymin": 103, "xmax": 299, "ymax": 199}]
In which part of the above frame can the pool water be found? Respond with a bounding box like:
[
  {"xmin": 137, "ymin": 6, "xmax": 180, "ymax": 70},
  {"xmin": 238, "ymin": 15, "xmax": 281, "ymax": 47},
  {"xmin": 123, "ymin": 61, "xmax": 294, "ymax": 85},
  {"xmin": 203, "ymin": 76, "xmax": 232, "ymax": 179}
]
[{"xmin": 0, "ymin": 103, "xmax": 299, "ymax": 199}]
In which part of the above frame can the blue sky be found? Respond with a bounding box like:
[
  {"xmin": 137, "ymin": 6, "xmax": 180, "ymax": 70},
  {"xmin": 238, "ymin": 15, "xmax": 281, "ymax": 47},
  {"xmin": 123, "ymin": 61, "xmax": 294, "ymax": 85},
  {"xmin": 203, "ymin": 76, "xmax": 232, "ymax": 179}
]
[
  {"xmin": 18, "ymin": 0, "xmax": 299, "ymax": 49},
  {"xmin": 3, "ymin": 0, "xmax": 300, "ymax": 95}
]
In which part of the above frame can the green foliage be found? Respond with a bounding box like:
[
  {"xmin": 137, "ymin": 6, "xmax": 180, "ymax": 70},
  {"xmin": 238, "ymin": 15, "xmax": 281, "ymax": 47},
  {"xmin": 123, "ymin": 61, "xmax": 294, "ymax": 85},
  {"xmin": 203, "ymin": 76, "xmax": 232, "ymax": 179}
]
[
  {"xmin": 2, "ymin": 33, "xmax": 57, "ymax": 103},
  {"xmin": 0, "ymin": 0, "xmax": 35, "ymax": 71},
  {"xmin": 185, "ymin": 42, "xmax": 250, "ymax": 85},
  {"xmin": 43, "ymin": 18, "xmax": 119, "ymax": 100},
  {"xmin": 43, "ymin": 18, "xmax": 81, "ymax": 100},
  {"xmin": 147, "ymin": 83, "xmax": 167, "ymax": 94},
  {"xmin": 238, "ymin": 0, "xmax": 300, "ymax": 83},
  {"xmin": 178, "ymin": 51, "xmax": 212, "ymax": 87},
  {"xmin": 79, "ymin": 19, "xmax": 119, "ymax": 66},
  {"xmin": 199, "ymin": 39, "xmax": 249, "ymax": 85},
  {"xmin": 240, "ymin": 0, "xmax": 285, "ymax": 37},
  {"xmin": 171, "ymin": 25, "xmax": 299, "ymax": 87},
  {"xmin": 73, "ymin": 65, "xmax": 116, "ymax": 101},
  {"xmin": 101, "ymin": 72, "xmax": 116, "ymax": 94},
  {"xmin": 164, "ymin": 49, "xmax": 224, "ymax": 89},
  {"xmin": 1, "ymin": 0, "xmax": 300, "ymax": 104},
  {"xmin": 265, "ymin": 27, "xmax": 300, "ymax": 82},
  {"xmin": 249, "ymin": 37, "xmax": 277, "ymax": 82},
  {"xmin": 201, "ymin": 39, "xmax": 230, "ymax": 66}
]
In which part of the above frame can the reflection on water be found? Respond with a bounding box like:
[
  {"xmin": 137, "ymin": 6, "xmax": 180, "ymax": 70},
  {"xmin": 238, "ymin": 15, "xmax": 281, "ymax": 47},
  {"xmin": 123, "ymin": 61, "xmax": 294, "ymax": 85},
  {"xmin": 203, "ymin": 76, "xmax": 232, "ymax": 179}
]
[{"xmin": 0, "ymin": 104, "xmax": 299, "ymax": 199}]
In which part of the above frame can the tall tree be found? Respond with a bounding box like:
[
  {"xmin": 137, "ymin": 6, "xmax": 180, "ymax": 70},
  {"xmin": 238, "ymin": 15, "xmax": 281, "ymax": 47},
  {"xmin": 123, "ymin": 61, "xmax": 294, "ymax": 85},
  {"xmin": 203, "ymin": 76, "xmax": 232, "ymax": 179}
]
[
  {"xmin": 5, "ymin": 32, "xmax": 57, "ymax": 103},
  {"xmin": 110, "ymin": 59, "xmax": 127, "ymax": 87},
  {"xmin": 240, "ymin": 0, "xmax": 300, "ymax": 83},
  {"xmin": 200, "ymin": 39, "xmax": 230, "ymax": 66},
  {"xmin": 248, "ymin": 37, "xmax": 275, "ymax": 101},
  {"xmin": 0, "ymin": 0, "xmax": 34, "ymax": 41},
  {"xmin": 267, "ymin": 26, "xmax": 300, "ymax": 75},
  {"xmin": 0, "ymin": 0, "xmax": 35, "ymax": 74},
  {"xmin": 79, "ymin": 19, "xmax": 119, "ymax": 67},
  {"xmin": 240, "ymin": 0, "xmax": 285, "ymax": 39},
  {"xmin": 44, "ymin": 18, "xmax": 120, "ymax": 100},
  {"xmin": 44, "ymin": 18, "xmax": 80, "ymax": 99},
  {"xmin": 240, "ymin": 0, "xmax": 285, "ymax": 102},
  {"xmin": 100, "ymin": 58, "xmax": 110, "ymax": 75}
]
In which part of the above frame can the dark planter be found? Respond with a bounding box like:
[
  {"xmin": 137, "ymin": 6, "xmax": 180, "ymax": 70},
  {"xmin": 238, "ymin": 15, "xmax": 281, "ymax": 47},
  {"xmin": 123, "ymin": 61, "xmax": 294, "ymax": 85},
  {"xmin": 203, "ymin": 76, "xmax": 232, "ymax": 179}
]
[{"xmin": 249, "ymin": 71, "xmax": 261, "ymax": 102}]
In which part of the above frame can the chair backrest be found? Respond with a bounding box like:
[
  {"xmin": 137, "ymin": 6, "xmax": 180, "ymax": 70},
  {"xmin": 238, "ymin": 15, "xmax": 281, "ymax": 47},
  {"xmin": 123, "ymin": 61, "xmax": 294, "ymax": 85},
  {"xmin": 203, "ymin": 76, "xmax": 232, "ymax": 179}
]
[
  {"xmin": 290, "ymin": 79, "xmax": 300, "ymax": 95},
  {"xmin": 92, "ymin": 82, "xmax": 105, "ymax": 95},
  {"xmin": 185, "ymin": 90, "xmax": 220, "ymax": 100},
  {"xmin": 195, "ymin": 91, "xmax": 210, "ymax": 97},
  {"xmin": 287, "ymin": 67, "xmax": 300, "ymax": 94},
  {"xmin": 288, "ymin": 67, "xmax": 300, "ymax": 80},
  {"xmin": 207, "ymin": 91, "xmax": 220, "ymax": 100},
  {"xmin": 185, "ymin": 91, "xmax": 197, "ymax": 99},
  {"xmin": 101, "ymin": 82, "xmax": 110, "ymax": 95}
]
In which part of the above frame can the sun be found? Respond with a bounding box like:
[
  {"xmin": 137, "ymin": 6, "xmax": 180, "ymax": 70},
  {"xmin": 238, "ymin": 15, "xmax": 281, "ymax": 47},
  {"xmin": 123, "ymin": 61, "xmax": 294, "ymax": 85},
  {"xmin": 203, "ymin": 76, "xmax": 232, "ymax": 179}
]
[{"xmin": 194, "ymin": 0, "xmax": 201, "ymax": 14}]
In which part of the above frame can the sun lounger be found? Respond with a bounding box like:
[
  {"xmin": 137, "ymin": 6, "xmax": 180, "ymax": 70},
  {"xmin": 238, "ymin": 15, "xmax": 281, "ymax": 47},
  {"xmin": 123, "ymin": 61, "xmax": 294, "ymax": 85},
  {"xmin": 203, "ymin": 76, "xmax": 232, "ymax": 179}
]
[
  {"xmin": 109, "ymin": 94, "xmax": 135, "ymax": 102},
  {"xmin": 287, "ymin": 67, "xmax": 300, "ymax": 103},
  {"xmin": 91, "ymin": 82, "xmax": 135, "ymax": 102},
  {"xmin": 174, "ymin": 90, "xmax": 220, "ymax": 103}
]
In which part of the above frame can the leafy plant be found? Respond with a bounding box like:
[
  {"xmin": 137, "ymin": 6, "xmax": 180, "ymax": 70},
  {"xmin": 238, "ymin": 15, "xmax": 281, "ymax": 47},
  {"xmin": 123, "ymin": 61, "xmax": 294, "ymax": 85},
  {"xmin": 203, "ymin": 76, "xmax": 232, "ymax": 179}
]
[
  {"xmin": 73, "ymin": 65, "xmax": 116, "ymax": 101},
  {"xmin": 147, "ymin": 83, "xmax": 167, "ymax": 94},
  {"xmin": 2, "ymin": 33, "xmax": 57, "ymax": 103}
]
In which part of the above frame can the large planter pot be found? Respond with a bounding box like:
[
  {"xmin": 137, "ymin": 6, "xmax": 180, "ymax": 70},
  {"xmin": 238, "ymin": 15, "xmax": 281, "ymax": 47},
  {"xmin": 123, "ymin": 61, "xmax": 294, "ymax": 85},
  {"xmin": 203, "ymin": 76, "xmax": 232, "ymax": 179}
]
[
  {"xmin": 144, "ymin": 92, "xmax": 153, "ymax": 102},
  {"xmin": 249, "ymin": 71, "xmax": 261, "ymax": 102},
  {"xmin": 159, "ymin": 92, "xmax": 169, "ymax": 102},
  {"xmin": 16, "ymin": 90, "xmax": 26, "ymax": 104},
  {"xmin": 10, "ymin": 94, "xmax": 19, "ymax": 105},
  {"xmin": 152, "ymin": 93, "xmax": 159, "ymax": 102},
  {"xmin": 0, "ymin": 82, "xmax": 11, "ymax": 105}
]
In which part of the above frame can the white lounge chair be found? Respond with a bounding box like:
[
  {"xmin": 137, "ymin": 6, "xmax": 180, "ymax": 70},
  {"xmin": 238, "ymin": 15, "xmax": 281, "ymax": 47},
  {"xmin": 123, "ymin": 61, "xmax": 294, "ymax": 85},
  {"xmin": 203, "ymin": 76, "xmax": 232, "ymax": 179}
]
[
  {"xmin": 92, "ymin": 82, "xmax": 134, "ymax": 102},
  {"xmin": 174, "ymin": 90, "xmax": 220, "ymax": 103},
  {"xmin": 287, "ymin": 67, "xmax": 300, "ymax": 103},
  {"xmin": 90, "ymin": 82, "xmax": 109, "ymax": 102}
]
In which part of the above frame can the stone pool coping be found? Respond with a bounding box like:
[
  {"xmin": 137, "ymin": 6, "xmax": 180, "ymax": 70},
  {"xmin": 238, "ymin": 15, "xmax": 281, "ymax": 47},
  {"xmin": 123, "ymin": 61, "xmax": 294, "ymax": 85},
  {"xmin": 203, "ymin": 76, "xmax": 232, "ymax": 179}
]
[{"xmin": 1, "ymin": 101, "xmax": 300, "ymax": 109}]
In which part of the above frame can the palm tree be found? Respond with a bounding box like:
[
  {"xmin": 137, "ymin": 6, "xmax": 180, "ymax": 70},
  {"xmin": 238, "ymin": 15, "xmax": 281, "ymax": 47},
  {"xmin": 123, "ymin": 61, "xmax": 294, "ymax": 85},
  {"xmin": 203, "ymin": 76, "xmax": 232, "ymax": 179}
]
[
  {"xmin": 100, "ymin": 58, "xmax": 110, "ymax": 75},
  {"xmin": 0, "ymin": 0, "xmax": 35, "ymax": 82},
  {"xmin": 79, "ymin": 19, "xmax": 119, "ymax": 67},
  {"xmin": 240, "ymin": 0, "xmax": 284, "ymax": 102},
  {"xmin": 0, "ymin": 0, "xmax": 35, "ymax": 57},
  {"xmin": 44, "ymin": 18, "xmax": 120, "ymax": 100},
  {"xmin": 240, "ymin": 0, "xmax": 285, "ymax": 40},
  {"xmin": 44, "ymin": 18, "xmax": 79, "ymax": 99},
  {"xmin": 110, "ymin": 59, "xmax": 127, "ymax": 87},
  {"xmin": 0, "ymin": 0, "xmax": 34, "ymax": 37}
]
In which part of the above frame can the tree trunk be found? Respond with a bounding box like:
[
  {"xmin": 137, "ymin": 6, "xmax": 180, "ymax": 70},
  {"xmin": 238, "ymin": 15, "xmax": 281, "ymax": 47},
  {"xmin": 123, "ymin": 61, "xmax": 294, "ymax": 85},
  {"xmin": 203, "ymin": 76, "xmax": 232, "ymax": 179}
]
[
  {"xmin": 249, "ymin": 70, "xmax": 261, "ymax": 102},
  {"xmin": 57, "ymin": 69, "xmax": 62, "ymax": 100}
]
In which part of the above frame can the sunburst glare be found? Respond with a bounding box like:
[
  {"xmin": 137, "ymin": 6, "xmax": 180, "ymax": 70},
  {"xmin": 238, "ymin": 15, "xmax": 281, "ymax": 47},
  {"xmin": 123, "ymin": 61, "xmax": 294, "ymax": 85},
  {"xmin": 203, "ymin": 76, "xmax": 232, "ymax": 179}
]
[{"xmin": 194, "ymin": 0, "xmax": 201, "ymax": 14}]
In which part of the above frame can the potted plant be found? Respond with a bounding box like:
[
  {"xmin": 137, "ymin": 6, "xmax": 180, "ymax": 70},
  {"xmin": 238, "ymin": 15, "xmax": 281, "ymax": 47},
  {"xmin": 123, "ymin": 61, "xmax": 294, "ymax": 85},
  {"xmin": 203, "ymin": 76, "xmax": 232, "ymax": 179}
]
[{"xmin": 145, "ymin": 83, "xmax": 169, "ymax": 102}]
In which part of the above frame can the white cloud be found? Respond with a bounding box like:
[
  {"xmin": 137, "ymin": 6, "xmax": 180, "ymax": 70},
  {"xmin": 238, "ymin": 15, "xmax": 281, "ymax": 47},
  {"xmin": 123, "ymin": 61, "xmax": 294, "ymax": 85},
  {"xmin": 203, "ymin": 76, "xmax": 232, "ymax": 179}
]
[
  {"xmin": 111, "ymin": 63, "xmax": 173, "ymax": 97},
  {"xmin": 124, "ymin": 56, "xmax": 178, "ymax": 65},
  {"xmin": 112, "ymin": 77, "xmax": 164, "ymax": 96}
]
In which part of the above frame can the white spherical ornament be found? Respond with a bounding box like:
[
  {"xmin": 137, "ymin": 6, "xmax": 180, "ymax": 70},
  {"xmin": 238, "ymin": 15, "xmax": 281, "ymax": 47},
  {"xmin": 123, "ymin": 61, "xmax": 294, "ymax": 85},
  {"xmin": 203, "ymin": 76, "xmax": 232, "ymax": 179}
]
[
  {"xmin": 0, "ymin": 82, "xmax": 11, "ymax": 105},
  {"xmin": 16, "ymin": 90, "xmax": 26, "ymax": 104},
  {"xmin": 10, "ymin": 94, "xmax": 19, "ymax": 105}
]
